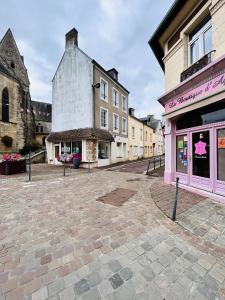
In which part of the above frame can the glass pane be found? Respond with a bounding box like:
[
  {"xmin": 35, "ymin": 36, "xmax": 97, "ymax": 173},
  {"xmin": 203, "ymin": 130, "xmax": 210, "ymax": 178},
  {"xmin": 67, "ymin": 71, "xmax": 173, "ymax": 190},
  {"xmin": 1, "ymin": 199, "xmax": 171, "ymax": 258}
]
[
  {"xmin": 72, "ymin": 141, "xmax": 82, "ymax": 154},
  {"xmin": 190, "ymin": 39, "xmax": 199, "ymax": 64},
  {"xmin": 192, "ymin": 131, "xmax": 210, "ymax": 178},
  {"xmin": 176, "ymin": 135, "xmax": 188, "ymax": 173},
  {"xmin": 217, "ymin": 128, "xmax": 225, "ymax": 181},
  {"xmin": 204, "ymin": 27, "xmax": 212, "ymax": 54}
]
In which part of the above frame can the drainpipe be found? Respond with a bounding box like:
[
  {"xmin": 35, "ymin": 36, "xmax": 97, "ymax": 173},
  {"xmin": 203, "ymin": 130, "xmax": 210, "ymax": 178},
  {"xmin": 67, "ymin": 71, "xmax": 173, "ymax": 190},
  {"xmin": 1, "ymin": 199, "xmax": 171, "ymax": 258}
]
[{"xmin": 92, "ymin": 63, "xmax": 96, "ymax": 129}]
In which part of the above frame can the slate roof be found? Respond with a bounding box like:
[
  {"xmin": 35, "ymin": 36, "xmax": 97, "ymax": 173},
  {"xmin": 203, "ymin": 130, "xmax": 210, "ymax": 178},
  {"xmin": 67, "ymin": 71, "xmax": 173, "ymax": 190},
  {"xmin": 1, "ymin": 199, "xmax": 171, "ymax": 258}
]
[
  {"xmin": 32, "ymin": 100, "xmax": 52, "ymax": 122},
  {"xmin": 47, "ymin": 128, "xmax": 114, "ymax": 143}
]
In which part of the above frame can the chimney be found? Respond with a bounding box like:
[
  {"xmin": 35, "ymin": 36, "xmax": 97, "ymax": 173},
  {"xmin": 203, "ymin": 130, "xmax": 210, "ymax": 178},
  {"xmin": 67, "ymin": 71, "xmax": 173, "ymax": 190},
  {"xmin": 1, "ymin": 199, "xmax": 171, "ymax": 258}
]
[
  {"xmin": 65, "ymin": 28, "xmax": 78, "ymax": 49},
  {"xmin": 129, "ymin": 108, "xmax": 135, "ymax": 116}
]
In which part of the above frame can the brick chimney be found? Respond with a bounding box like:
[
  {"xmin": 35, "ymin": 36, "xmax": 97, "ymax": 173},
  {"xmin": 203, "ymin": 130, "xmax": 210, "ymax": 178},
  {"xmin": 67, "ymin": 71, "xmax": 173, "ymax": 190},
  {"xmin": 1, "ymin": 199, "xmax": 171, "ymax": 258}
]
[{"xmin": 65, "ymin": 28, "xmax": 78, "ymax": 49}]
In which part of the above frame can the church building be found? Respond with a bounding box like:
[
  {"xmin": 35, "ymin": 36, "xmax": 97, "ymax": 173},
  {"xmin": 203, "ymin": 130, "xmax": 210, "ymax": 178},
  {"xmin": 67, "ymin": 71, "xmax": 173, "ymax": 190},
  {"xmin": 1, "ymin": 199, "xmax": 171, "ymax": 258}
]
[{"xmin": 0, "ymin": 29, "xmax": 35, "ymax": 155}]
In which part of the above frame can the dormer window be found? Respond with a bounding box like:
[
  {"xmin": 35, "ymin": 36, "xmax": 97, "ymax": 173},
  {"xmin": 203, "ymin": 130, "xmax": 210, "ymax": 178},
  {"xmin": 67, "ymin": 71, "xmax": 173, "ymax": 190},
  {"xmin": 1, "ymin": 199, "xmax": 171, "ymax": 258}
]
[{"xmin": 189, "ymin": 16, "xmax": 212, "ymax": 65}]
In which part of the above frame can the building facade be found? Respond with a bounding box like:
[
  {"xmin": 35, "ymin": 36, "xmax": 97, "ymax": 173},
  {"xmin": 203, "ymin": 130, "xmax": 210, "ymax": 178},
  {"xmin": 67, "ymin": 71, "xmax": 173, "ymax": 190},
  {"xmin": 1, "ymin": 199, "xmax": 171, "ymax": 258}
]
[
  {"xmin": 140, "ymin": 115, "xmax": 164, "ymax": 156},
  {"xmin": 128, "ymin": 108, "xmax": 154, "ymax": 160},
  {"xmin": 32, "ymin": 101, "xmax": 52, "ymax": 147},
  {"xmin": 0, "ymin": 29, "xmax": 35, "ymax": 155},
  {"xmin": 150, "ymin": 0, "xmax": 225, "ymax": 202},
  {"xmin": 47, "ymin": 28, "xmax": 129, "ymax": 167}
]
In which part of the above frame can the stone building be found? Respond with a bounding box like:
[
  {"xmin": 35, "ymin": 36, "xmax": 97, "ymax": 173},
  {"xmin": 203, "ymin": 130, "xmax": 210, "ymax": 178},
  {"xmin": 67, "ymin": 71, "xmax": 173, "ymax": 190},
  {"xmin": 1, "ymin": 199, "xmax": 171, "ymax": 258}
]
[
  {"xmin": 128, "ymin": 108, "xmax": 154, "ymax": 160},
  {"xmin": 150, "ymin": 0, "xmax": 225, "ymax": 201},
  {"xmin": 47, "ymin": 28, "xmax": 129, "ymax": 167},
  {"xmin": 32, "ymin": 101, "xmax": 51, "ymax": 147},
  {"xmin": 0, "ymin": 29, "xmax": 35, "ymax": 155}
]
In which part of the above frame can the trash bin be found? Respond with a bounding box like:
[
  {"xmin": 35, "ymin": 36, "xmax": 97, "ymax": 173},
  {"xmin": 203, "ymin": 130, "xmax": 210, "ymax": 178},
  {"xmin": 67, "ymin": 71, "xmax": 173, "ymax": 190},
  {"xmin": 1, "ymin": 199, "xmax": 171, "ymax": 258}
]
[{"xmin": 73, "ymin": 157, "xmax": 80, "ymax": 169}]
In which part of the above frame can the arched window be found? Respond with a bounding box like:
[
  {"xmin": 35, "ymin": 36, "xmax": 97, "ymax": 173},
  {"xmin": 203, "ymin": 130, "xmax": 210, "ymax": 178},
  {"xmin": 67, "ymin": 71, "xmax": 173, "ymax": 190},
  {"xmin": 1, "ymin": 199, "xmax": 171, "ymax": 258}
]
[{"xmin": 2, "ymin": 88, "xmax": 9, "ymax": 122}]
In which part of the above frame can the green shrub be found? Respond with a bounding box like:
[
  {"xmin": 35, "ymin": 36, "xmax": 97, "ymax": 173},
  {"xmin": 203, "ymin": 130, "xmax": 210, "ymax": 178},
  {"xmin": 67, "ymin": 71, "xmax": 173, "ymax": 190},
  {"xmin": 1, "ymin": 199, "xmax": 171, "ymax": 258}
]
[
  {"xmin": 1, "ymin": 135, "xmax": 13, "ymax": 147},
  {"xmin": 19, "ymin": 142, "xmax": 39, "ymax": 155}
]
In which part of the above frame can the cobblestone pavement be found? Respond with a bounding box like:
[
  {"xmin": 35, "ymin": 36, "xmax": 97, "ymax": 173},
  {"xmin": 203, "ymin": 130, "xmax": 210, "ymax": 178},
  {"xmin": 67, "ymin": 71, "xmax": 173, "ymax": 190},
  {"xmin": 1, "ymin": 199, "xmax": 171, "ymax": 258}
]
[
  {"xmin": 0, "ymin": 170, "xmax": 225, "ymax": 299},
  {"xmin": 106, "ymin": 157, "xmax": 164, "ymax": 175}
]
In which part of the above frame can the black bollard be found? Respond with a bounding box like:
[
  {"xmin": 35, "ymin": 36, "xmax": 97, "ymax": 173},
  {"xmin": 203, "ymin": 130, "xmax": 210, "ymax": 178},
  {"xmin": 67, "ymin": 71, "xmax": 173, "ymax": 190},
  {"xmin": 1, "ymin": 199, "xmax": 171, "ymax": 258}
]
[
  {"xmin": 63, "ymin": 160, "xmax": 66, "ymax": 176},
  {"xmin": 146, "ymin": 159, "xmax": 151, "ymax": 175},
  {"xmin": 154, "ymin": 157, "xmax": 156, "ymax": 170},
  {"xmin": 28, "ymin": 151, "xmax": 31, "ymax": 181},
  {"xmin": 88, "ymin": 159, "xmax": 90, "ymax": 173},
  {"xmin": 171, "ymin": 177, "xmax": 179, "ymax": 221}
]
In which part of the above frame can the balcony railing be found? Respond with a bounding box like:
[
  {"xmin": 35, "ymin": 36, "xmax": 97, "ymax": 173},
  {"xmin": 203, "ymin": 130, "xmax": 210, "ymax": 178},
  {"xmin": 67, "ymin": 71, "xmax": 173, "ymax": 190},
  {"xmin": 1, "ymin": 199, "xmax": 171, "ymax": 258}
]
[{"xmin": 180, "ymin": 50, "xmax": 216, "ymax": 82}]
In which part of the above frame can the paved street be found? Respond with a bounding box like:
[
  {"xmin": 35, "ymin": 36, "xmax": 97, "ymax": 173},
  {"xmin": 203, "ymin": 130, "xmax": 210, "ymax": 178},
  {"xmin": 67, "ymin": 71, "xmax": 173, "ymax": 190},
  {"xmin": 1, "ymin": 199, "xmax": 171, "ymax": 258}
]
[
  {"xmin": 0, "ymin": 166, "xmax": 225, "ymax": 299},
  {"xmin": 106, "ymin": 156, "xmax": 164, "ymax": 174}
]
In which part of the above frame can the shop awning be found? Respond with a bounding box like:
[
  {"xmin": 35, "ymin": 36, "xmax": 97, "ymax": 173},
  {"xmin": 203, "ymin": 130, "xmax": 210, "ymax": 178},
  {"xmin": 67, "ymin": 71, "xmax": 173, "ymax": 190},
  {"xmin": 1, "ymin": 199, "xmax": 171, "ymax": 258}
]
[{"xmin": 46, "ymin": 128, "xmax": 114, "ymax": 143}]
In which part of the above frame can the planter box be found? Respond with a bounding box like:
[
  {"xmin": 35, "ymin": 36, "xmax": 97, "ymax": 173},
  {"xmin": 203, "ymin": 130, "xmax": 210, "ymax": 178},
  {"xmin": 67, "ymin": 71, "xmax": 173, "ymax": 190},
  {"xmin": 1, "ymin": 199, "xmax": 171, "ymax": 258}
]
[{"xmin": 0, "ymin": 160, "xmax": 26, "ymax": 175}]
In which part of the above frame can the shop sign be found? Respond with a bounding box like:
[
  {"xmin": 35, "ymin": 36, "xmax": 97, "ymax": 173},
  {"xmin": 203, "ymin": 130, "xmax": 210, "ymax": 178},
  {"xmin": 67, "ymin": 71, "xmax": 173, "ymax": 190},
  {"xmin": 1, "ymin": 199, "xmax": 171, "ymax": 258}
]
[
  {"xmin": 194, "ymin": 141, "xmax": 207, "ymax": 156},
  {"xmin": 165, "ymin": 72, "xmax": 225, "ymax": 113},
  {"xmin": 62, "ymin": 147, "xmax": 71, "ymax": 153},
  {"xmin": 218, "ymin": 137, "xmax": 225, "ymax": 149}
]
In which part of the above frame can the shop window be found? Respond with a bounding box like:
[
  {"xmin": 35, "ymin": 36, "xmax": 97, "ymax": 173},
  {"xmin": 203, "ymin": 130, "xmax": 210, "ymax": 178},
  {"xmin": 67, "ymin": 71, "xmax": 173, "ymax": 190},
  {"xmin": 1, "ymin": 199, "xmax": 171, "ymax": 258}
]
[
  {"xmin": 2, "ymin": 87, "xmax": 9, "ymax": 122},
  {"xmin": 217, "ymin": 128, "xmax": 225, "ymax": 181},
  {"xmin": 61, "ymin": 142, "xmax": 72, "ymax": 154},
  {"xmin": 98, "ymin": 141, "xmax": 109, "ymax": 159},
  {"xmin": 72, "ymin": 141, "xmax": 82, "ymax": 155},
  {"xmin": 189, "ymin": 15, "xmax": 212, "ymax": 65},
  {"xmin": 176, "ymin": 135, "xmax": 188, "ymax": 174}
]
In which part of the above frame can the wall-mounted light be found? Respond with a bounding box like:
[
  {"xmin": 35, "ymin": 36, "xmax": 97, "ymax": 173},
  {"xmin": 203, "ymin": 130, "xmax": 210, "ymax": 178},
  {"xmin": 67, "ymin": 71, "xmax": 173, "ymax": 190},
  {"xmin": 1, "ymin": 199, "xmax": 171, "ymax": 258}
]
[{"xmin": 92, "ymin": 83, "xmax": 100, "ymax": 89}]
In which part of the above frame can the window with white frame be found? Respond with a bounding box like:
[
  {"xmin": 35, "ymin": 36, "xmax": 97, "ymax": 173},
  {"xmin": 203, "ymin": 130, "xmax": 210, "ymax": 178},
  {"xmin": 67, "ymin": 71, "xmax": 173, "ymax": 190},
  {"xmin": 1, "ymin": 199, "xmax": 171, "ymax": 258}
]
[
  {"xmin": 122, "ymin": 117, "xmax": 127, "ymax": 134},
  {"xmin": 113, "ymin": 113, "xmax": 119, "ymax": 132},
  {"xmin": 122, "ymin": 95, "xmax": 127, "ymax": 112},
  {"xmin": 100, "ymin": 78, "xmax": 108, "ymax": 101},
  {"xmin": 112, "ymin": 88, "xmax": 119, "ymax": 107},
  {"xmin": 100, "ymin": 108, "xmax": 108, "ymax": 129},
  {"xmin": 189, "ymin": 16, "xmax": 212, "ymax": 65}
]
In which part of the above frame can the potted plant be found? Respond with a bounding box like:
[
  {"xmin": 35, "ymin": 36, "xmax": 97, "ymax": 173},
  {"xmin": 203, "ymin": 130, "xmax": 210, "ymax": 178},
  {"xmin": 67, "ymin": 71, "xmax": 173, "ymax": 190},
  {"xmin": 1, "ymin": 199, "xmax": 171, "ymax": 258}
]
[{"xmin": 0, "ymin": 153, "xmax": 26, "ymax": 175}]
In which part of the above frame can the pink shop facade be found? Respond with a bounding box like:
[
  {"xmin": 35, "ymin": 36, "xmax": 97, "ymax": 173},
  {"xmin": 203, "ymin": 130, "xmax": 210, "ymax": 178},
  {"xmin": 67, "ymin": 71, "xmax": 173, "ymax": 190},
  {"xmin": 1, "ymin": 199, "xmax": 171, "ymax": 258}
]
[{"xmin": 161, "ymin": 55, "xmax": 225, "ymax": 203}]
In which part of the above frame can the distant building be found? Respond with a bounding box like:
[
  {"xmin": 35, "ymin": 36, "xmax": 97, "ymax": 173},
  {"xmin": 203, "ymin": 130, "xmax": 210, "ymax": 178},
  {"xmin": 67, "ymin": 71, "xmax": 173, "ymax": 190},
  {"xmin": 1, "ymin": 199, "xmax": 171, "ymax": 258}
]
[
  {"xmin": 128, "ymin": 108, "xmax": 154, "ymax": 160},
  {"xmin": 0, "ymin": 29, "xmax": 35, "ymax": 155},
  {"xmin": 140, "ymin": 115, "xmax": 164, "ymax": 156},
  {"xmin": 32, "ymin": 101, "xmax": 52, "ymax": 147},
  {"xmin": 47, "ymin": 28, "xmax": 129, "ymax": 167}
]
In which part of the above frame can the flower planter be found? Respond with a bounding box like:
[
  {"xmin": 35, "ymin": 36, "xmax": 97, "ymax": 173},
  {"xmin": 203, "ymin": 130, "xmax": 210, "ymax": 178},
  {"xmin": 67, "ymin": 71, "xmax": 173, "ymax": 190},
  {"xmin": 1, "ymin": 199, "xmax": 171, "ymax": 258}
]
[{"xmin": 0, "ymin": 160, "xmax": 26, "ymax": 175}]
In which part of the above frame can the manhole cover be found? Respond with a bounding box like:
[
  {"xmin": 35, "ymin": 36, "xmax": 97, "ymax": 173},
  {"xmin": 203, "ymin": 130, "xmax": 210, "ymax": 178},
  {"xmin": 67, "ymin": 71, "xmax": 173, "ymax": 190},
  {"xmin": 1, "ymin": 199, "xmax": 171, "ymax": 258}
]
[{"xmin": 97, "ymin": 188, "xmax": 137, "ymax": 206}]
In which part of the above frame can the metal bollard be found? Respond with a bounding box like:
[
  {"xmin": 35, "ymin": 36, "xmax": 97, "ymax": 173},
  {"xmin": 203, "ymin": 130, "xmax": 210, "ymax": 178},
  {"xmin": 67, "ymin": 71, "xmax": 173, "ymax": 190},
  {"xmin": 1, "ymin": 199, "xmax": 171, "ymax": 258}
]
[
  {"xmin": 160, "ymin": 155, "xmax": 161, "ymax": 167},
  {"xmin": 171, "ymin": 177, "xmax": 179, "ymax": 221},
  {"xmin": 146, "ymin": 159, "xmax": 151, "ymax": 175},
  {"xmin": 88, "ymin": 159, "xmax": 91, "ymax": 173},
  {"xmin": 28, "ymin": 151, "xmax": 31, "ymax": 181},
  {"xmin": 63, "ymin": 160, "xmax": 66, "ymax": 176},
  {"xmin": 153, "ymin": 157, "xmax": 156, "ymax": 170}
]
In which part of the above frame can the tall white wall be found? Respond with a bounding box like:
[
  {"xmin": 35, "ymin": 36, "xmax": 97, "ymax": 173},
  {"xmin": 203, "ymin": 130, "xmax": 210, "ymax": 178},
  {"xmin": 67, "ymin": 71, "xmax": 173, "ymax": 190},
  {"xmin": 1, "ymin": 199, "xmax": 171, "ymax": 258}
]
[{"xmin": 52, "ymin": 46, "xmax": 93, "ymax": 132}]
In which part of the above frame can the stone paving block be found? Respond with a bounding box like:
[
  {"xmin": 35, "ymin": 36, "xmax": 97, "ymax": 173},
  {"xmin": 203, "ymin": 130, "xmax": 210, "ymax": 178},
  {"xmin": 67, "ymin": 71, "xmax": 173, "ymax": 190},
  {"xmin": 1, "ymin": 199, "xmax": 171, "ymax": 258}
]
[
  {"xmin": 47, "ymin": 279, "xmax": 65, "ymax": 297},
  {"xmin": 145, "ymin": 250, "xmax": 157, "ymax": 262},
  {"xmin": 98, "ymin": 265, "xmax": 112, "ymax": 280},
  {"xmin": 97, "ymin": 279, "xmax": 114, "ymax": 297},
  {"xmin": 74, "ymin": 279, "xmax": 89, "ymax": 296},
  {"xmin": 137, "ymin": 254, "xmax": 151, "ymax": 267},
  {"xmin": 108, "ymin": 273, "xmax": 124, "ymax": 289},
  {"xmin": 87, "ymin": 271, "xmax": 101, "ymax": 287},
  {"xmin": 119, "ymin": 267, "xmax": 133, "ymax": 281},
  {"xmin": 126, "ymin": 250, "xmax": 138, "ymax": 261},
  {"xmin": 59, "ymin": 286, "xmax": 75, "ymax": 300},
  {"xmin": 140, "ymin": 241, "xmax": 152, "ymax": 252},
  {"xmin": 135, "ymin": 292, "xmax": 148, "ymax": 300},
  {"xmin": 141, "ymin": 266, "xmax": 154, "ymax": 282},
  {"xmin": 134, "ymin": 246, "xmax": 145, "ymax": 256},
  {"xmin": 197, "ymin": 283, "xmax": 217, "ymax": 300},
  {"xmin": 80, "ymin": 288, "xmax": 101, "ymax": 300},
  {"xmin": 108, "ymin": 260, "xmax": 122, "ymax": 273},
  {"xmin": 209, "ymin": 267, "xmax": 225, "ymax": 283},
  {"xmin": 183, "ymin": 252, "xmax": 198, "ymax": 263},
  {"xmin": 76, "ymin": 266, "xmax": 89, "ymax": 279},
  {"xmin": 203, "ymin": 274, "xmax": 219, "ymax": 292},
  {"xmin": 171, "ymin": 247, "xmax": 183, "ymax": 257},
  {"xmin": 107, "ymin": 281, "xmax": 136, "ymax": 300},
  {"xmin": 185, "ymin": 267, "xmax": 202, "ymax": 283},
  {"xmin": 192, "ymin": 263, "xmax": 207, "ymax": 277},
  {"xmin": 64, "ymin": 271, "xmax": 79, "ymax": 287},
  {"xmin": 150, "ymin": 261, "xmax": 164, "ymax": 275},
  {"xmin": 32, "ymin": 287, "xmax": 48, "ymax": 300}
]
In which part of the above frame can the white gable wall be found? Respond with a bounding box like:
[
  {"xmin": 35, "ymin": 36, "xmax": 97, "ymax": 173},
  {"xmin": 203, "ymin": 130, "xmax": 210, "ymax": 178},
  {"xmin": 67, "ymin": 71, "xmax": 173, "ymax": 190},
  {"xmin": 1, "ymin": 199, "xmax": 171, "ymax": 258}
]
[{"xmin": 52, "ymin": 46, "xmax": 93, "ymax": 132}]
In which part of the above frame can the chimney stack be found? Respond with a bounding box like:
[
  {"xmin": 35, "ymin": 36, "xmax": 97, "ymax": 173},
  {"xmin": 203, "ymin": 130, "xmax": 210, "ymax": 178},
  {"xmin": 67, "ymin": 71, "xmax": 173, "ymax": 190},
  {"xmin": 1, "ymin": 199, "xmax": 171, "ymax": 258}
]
[
  {"xmin": 129, "ymin": 108, "xmax": 135, "ymax": 116},
  {"xmin": 65, "ymin": 28, "xmax": 78, "ymax": 49}
]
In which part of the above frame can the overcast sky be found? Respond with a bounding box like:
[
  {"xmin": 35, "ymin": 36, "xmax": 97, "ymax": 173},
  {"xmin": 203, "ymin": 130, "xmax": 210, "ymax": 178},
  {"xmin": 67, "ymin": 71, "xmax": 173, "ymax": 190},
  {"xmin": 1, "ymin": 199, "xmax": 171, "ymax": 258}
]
[{"xmin": 0, "ymin": 0, "xmax": 173, "ymax": 119}]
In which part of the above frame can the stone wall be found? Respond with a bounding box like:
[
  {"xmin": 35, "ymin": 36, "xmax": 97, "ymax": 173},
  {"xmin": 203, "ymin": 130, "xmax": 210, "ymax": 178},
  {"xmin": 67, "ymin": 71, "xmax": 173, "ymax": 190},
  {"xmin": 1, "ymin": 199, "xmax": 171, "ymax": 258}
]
[{"xmin": 86, "ymin": 140, "xmax": 97, "ymax": 162}]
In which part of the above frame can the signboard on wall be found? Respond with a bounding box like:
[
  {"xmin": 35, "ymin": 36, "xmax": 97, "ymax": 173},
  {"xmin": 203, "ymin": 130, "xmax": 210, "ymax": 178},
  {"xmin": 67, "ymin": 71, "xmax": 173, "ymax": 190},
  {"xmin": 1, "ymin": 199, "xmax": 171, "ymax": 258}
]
[{"xmin": 165, "ymin": 72, "xmax": 225, "ymax": 113}]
